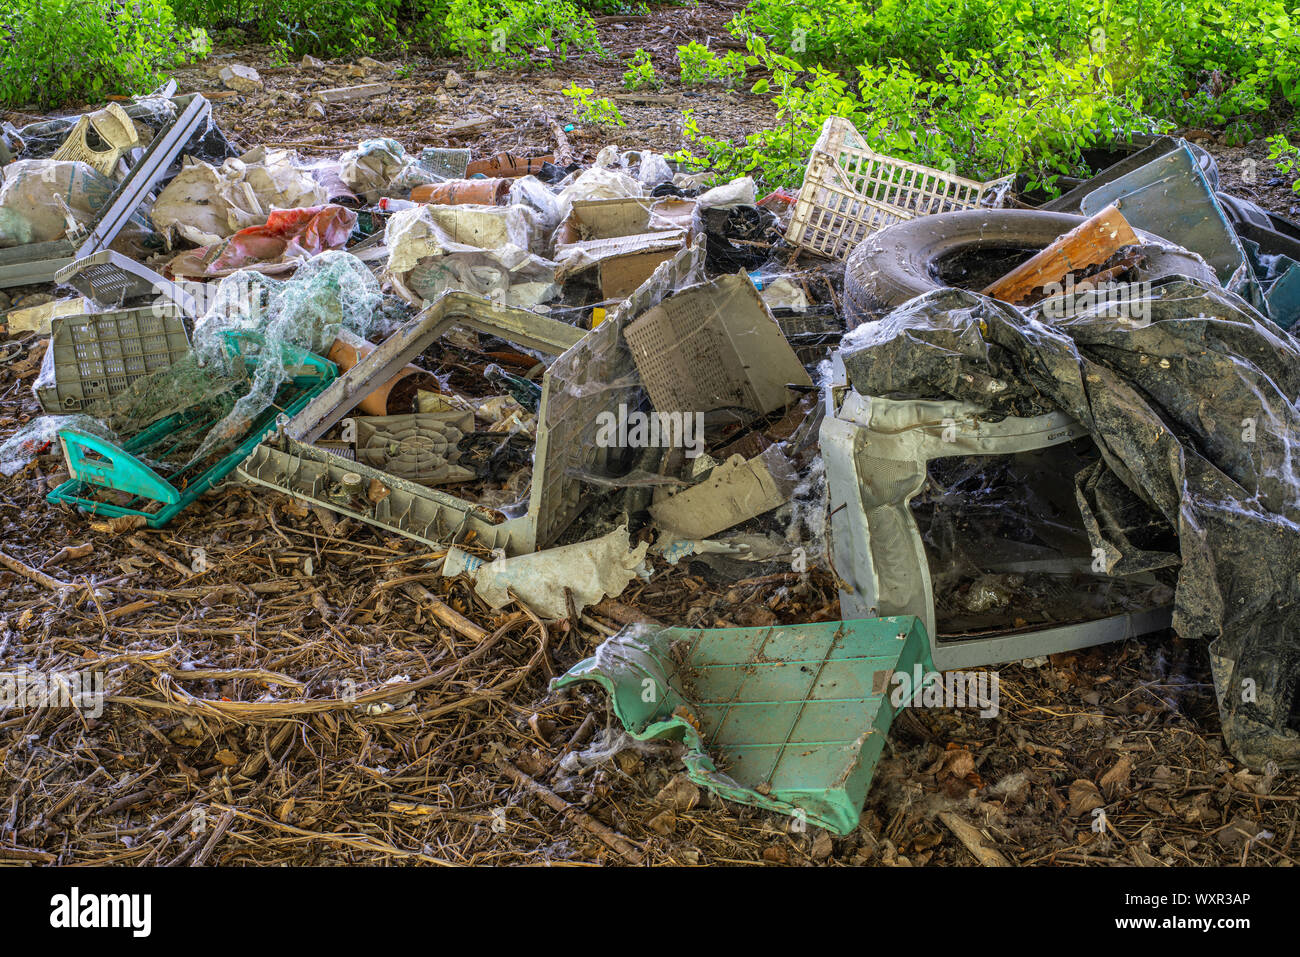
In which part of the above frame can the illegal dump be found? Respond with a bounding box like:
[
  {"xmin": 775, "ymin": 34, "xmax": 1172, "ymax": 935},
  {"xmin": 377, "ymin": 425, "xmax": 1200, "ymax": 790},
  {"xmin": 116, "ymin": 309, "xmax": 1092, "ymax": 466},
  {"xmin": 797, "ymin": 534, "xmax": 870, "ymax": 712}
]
[{"xmin": 1, "ymin": 4, "xmax": 1299, "ymax": 868}]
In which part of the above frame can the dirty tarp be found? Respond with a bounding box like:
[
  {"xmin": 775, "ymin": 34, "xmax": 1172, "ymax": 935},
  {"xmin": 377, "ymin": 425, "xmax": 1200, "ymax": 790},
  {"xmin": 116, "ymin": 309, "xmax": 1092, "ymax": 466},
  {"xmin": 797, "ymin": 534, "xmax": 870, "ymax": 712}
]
[{"xmin": 839, "ymin": 279, "xmax": 1300, "ymax": 767}]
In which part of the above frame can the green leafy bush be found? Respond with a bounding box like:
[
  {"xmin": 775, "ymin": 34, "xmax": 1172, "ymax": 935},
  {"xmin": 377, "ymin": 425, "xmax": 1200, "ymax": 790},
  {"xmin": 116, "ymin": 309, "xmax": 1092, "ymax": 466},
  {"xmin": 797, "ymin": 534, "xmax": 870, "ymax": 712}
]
[
  {"xmin": 172, "ymin": 0, "xmax": 415, "ymax": 57},
  {"xmin": 1267, "ymin": 135, "xmax": 1300, "ymax": 193},
  {"xmin": 676, "ymin": 35, "xmax": 1157, "ymax": 191},
  {"xmin": 731, "ymin": 0, "xmax": 1300, "ymax": 131},
  {"xmin": 676, "ymin": 41, "xmax": 747, "ymax": 88},
  {"xmin": 443, "ymin": 0, "xmax": 602, "ymax": 68},
  {"xmin": 0, "ymin": 0, "xmax": 209, "ymax": 109},
  {"xmin": 563, "ymin": 83, "xmax": 626, "ymax": 126},
  {"xmin": 623, "ymin": 48, "xmax": 660, "ymax": 90}
]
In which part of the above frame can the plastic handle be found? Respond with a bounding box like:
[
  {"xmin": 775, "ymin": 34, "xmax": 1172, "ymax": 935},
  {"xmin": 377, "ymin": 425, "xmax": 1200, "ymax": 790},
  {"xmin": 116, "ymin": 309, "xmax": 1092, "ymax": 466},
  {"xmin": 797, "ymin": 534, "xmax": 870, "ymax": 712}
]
[{"xmin": 57, "ymin": 429, "xmax": 180, "ymax": 505}]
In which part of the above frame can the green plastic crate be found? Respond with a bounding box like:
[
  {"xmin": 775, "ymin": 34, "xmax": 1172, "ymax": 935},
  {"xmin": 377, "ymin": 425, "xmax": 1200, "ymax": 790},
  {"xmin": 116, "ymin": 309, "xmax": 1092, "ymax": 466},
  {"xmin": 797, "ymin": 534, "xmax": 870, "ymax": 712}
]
[
  {"xmin": 554, "ymin": 616, "xmax": 934, "ymax": 835},
  {"xmin": 47, "ymin": 331, "xmax": 336, "ymax": 528}
]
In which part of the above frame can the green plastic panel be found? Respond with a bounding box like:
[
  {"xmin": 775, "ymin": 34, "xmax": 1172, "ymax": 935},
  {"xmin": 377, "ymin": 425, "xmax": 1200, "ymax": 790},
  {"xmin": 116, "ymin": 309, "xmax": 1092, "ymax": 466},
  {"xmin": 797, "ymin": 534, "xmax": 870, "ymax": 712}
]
[{"xmin": 554, "ymin": 616, "xmax": 933, "ymax": 835}]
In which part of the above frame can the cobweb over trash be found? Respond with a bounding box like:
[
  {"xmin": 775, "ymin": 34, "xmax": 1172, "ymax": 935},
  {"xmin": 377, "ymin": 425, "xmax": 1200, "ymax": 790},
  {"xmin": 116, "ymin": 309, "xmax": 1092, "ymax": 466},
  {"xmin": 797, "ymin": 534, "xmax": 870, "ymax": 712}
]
[
  {"xmin": 124, "ymin": 252, "xmax": 388, "ymax": 466},
  {"xmin": 0, "ymin": 414, "xmax": 120, "ymax": 477}
]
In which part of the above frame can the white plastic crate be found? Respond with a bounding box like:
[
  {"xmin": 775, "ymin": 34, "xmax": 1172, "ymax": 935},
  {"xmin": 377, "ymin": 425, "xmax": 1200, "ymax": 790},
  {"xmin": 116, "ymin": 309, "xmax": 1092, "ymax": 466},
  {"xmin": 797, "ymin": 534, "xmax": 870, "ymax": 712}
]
[{"xmin": 786, "ymin": 116, "xmax": 1013, "ymax": 260}]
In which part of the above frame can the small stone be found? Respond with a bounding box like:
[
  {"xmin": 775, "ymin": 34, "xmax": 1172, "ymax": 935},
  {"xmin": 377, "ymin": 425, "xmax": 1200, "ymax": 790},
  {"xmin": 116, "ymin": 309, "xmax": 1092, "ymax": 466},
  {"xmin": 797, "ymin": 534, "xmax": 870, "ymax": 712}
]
[
  {"xmin": 301, "ymin": 54, "xmax": 324, "ymax": 69},
  {"xmin": 219, "ymin": 64, "xmax": 262, "ymax": 94},
  {"xmin": 444, "ymin": 69, "xmax": 462, "ymax": 89}
]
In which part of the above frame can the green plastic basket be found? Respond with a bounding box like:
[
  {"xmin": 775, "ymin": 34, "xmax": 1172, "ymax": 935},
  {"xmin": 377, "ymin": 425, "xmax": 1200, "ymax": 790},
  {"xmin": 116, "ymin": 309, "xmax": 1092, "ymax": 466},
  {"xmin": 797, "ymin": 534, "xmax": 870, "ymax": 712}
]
[
  {"xmin": 47, "ymin": 331, "xmax": 336, "ymax": 528},
  {"xmin": 554, "ymin": 616, "xmax": 934, "ymax": 835}
]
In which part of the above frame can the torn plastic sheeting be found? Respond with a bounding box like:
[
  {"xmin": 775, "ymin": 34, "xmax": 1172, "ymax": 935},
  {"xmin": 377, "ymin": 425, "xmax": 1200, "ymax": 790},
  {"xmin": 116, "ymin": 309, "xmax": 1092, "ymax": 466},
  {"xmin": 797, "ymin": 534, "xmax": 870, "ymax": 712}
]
[
  {"xmin": 339, "ymin": 138, "xmax": 437, "ymax": 203},
  {"xmin": 166, "ymin": 204, "xmax": 357, "ymax": 278},
  {"xmin": 1265, "ymin": 259, "xmax": 1300, "ymax": 330},
  {"xmin": 441, "ymin": 524, "xmax": 649, "ymax": 620},
  {"xmin": 623, "ymin": 272, "xmax": 814, "ymax": 418},
  {"xmin": 553, "ymin": 616, "xmax": 934, "ymax": 835},
  {"xmin": 384, "ymin": 203, "xmax": 554, "ymax": 306},
  {"xmin": 695, "ymin": 176, "xmax": 756, "ymax": 209},
  {"xmin": 402, "ymin": 251, "xmax": 558, "ymax": 309},
  {"xmin": 552, "ymin": 196, "xmax": 696, "ymax": 246},
  {"xmin": 0, "ymin": 414, "xmax": 120, "ymax": 477},
  {"xmin": 151, "ymin": 150, "xmax": 329, "ymax": 247},
  {"xmin": 649, "ymin": 445, "xmax": 800, "ymax": 539},
  {"xmin": 0, "ymin": 160, "xmax": 119, "ymax": 247},
  {"xmin": 839, "ymin": 280, "xmax": 1300, "ymax": 768},
  {"xmin": 176, "ymin": 251, "xmax": 386, "ymax": 464}
]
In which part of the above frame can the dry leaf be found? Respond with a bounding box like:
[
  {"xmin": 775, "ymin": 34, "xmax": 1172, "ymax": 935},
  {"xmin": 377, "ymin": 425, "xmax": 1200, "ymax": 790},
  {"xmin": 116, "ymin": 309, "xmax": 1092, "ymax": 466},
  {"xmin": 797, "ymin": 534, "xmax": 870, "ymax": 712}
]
[{"xmin": 1069, "ymin": 778, "xmax": 1105, "ymax": 817}]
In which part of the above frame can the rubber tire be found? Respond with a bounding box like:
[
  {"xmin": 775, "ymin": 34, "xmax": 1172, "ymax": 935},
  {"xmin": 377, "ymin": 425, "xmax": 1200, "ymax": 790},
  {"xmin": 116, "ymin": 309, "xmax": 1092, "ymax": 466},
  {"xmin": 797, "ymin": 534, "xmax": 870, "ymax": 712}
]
[{"xmin": 843, "ymin": 209, "xmax": 1220, "ymax": 326}]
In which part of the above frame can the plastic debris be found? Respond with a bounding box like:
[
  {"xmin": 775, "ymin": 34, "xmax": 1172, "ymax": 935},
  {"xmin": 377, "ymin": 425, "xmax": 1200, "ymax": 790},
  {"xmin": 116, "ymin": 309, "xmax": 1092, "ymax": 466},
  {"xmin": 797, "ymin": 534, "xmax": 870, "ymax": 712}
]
[
  {"xmin": 442, "ymin": 524, "xmax": 649, "ymax": 619},
  {"xmin": 554, "ymin": 616, "xmax": 933, "ymax": 834}
]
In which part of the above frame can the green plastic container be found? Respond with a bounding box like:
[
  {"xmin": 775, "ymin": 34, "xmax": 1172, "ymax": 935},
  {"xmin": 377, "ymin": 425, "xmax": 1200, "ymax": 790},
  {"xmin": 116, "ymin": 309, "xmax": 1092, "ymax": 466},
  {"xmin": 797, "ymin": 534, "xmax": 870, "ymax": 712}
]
[
  {"xmin": 554, "ymin": 616, "xmax": 934, "ymax": 835},
  {"xmin": 47, "ymin": 331, "xmax": 336, "ymax": 528}
]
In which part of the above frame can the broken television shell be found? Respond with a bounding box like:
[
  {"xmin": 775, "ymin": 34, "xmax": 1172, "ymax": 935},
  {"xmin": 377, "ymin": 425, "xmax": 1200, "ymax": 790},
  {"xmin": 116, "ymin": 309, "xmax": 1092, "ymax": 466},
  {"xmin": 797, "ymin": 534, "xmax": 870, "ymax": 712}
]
[{"xmin": 820, "ymin": 353, "xmax": 1173, "ymax": 671}]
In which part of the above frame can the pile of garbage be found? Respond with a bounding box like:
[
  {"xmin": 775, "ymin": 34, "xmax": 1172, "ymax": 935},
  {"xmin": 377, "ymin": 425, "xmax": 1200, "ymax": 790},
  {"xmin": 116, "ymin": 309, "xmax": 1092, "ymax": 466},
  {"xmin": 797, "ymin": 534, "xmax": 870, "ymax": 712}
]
[{"xmin": 1, "ymin": 89, "xmax": 1298, "ymax": 839}]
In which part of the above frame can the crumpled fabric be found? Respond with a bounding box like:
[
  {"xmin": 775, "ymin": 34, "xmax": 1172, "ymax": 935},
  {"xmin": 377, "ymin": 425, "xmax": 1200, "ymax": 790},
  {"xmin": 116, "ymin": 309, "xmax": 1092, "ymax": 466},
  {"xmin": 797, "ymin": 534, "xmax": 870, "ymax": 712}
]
[
  {"xmin": 840, "ymin": 279, "xmax": 1300, "ymax": 768},
  {"xmin": 166, "ymin": 204, "xmax": 357, "ymax": 277},
  {"xmin": 151, "ymin": 149, "xmax": 329, "ymax": 247}
]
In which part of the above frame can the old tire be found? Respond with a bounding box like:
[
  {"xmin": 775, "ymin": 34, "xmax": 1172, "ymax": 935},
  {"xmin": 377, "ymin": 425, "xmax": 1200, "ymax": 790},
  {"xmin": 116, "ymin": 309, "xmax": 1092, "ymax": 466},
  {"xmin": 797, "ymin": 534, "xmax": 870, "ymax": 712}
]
[{"xmin": 843, "ymin": 209, "xmax": 1219, "ymax": 326}]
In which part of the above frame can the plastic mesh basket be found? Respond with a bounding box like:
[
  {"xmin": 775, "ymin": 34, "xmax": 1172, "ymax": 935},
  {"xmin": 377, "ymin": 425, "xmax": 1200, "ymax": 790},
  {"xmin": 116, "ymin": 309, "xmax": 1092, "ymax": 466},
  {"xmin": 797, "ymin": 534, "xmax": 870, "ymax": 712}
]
[
  {"xmin": 37, "ymin": 305, "xmax": 191, "ymax": 413},
  {"xmin": 786, "ymin": 116, "xmax": 1013, "ymax": 260}
]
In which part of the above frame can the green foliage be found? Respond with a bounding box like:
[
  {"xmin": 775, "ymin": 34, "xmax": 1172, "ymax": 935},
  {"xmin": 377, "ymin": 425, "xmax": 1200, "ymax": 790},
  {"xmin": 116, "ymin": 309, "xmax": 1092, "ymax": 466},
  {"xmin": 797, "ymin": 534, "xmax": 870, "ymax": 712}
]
[
  {"xmin": 1267, "ymin": 135, "xmax": 1300, "ymax": 193},
  {"xmin": 443, "ymin": 0, "xmax": 602, "ymax": 68},
  {"xmin": 676, "ymin": 34, "xmax": 1160, "ymax": 191},
  {"xmin": 563, "ymin": 83, "xmax": 626, "ymax": 127},
  {"xmin": 0, "ymin": 0, "xmax": 208, "ymax": 109},
  {"xmin": 731, "ymin": 0, "xmax": 1300, "ymax": 131},
  {"xmin": 172, "ymin": 0, "xmax": 419, "ymax": 57},
  {"xmin": 623, "ymin": 49, "xmax": 660, "ymax": 91},
  {"xmin": 676, "ymin": 41, "xmax": 747, "ymax": 88}
]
